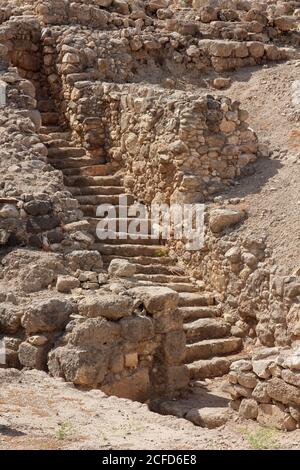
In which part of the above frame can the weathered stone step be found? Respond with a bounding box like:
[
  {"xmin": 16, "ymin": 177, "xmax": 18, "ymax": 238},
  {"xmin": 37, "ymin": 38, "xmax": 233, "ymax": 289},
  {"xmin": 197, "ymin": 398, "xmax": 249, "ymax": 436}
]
[
  {"xmin": 94, "ymin": 233, "xmax": 161, "ymax": 246},
  {"xmin": 69, "ymin": 186, "xmax": 125, "ymax": 196},
  {"xmin": 64, "ymin": 174, "xmax": 123, "ymax": 187},
  {"xmin": 41, "ymin": 112, "xmax": 60, "ymax": 126},
  {"xmin": 44, "ymin": 139, "xmax": 72, "ymax": 148},
  {"xmin": 187, "ymin": 357, "xmax": 231, "ymax": 380},
  {"xmin": 38, "ymin": 100, "xmax": 56, "ymax": 112},
  {"xmin": 159, "ymin": 283, "xmax": 198, "ymax": 293},
  {"xmin": 185, "ymin": 337, "xmax": 242, "ymax": 363},
  {"xmin": 102, "ymin": 255, "xmax": 175, "ymax": 267},
  {"xmin": 76, "ymin": 194, "xmax": 135, "ymax": 206},
  {"xmin": 48, "ymin": 147, "xmax": 86, "ymax": 159},
  {"xmin": 87, "ymin": 217, "xmax": 155, "ymax": 232},
  {"xmin": 94, "ymin": 243, "xmax": 166, "ymax": 257},
  {"xmin": 50, "ymin": 156, "xmax": 104, "ymax": 169},
  {"xmin": 178, "ymin": 306, "xmax": 220, "ymax": 321},
  {"xmin": 184, "ymin": 318, "xmax": 230, "ymax": 343},
  {"xmin": 63, "ymin": 164, "xmax": 114, "ymax": 177},
  {"xmin": 179, "ymin": 292, "xmax": 216, "ymax": 307},
  {"xmin": 136, "ymin": 281, "xmax": 198, "ymax": 293},
  {"xmin": 82, "ymin": 204, "xmax": 141, "ymax": 217},
  {"xmin": 133, "ymin": 263, "xmax": 185, "ymax": 275},
  {"xmin": 133, "ymin": 273, "xmax": 190, "ymax": 284},
  {"xmin": 39, "ymin": 126, "xmax": 65, "ymax": 134},
  {"xmin": 39, "ymin": 132, "xmax": 72, "ymax": 142}
]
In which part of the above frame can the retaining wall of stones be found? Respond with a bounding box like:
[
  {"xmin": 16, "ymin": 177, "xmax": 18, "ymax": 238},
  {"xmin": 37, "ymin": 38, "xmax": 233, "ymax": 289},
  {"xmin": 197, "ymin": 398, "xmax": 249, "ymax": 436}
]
[{"xmin": 227, "ymin": 346, "xmax": 300, "ymax": 430}]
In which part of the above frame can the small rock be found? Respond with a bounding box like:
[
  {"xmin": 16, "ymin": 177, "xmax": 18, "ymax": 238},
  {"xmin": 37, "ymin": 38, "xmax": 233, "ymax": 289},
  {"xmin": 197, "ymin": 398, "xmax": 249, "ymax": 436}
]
[
  {"xmin": 108, "ymin": 259, "xmax": 136, "ymax": 278},
  {"xmin": 212, "ymin": 77, "xmax": 232, "ymax": 90},
  {"xmin": 56, "ymin": 275, "xmax": 80, "ymax": 293},
  {"xmin": 186, "ymin": 407, "xmax": 229, "ymax": 428},
  {"xmin": 239, "ymin": 399, "xmax": 258, "ymax": 419},
  {"xmin": 209, "ymin": 208, "xmax": 245, "ymax": 233}
]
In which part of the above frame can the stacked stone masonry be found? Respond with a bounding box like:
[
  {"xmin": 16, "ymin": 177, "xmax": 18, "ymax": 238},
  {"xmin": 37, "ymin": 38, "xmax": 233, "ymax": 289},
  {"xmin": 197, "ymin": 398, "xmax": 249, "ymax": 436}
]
[
  {"xmin": 0, "ymin": 1, "xmax": 300, "ymax": 408},
  {"xmin": 228, "ymin": 346, "xmax": 300, "ymax": 431}
]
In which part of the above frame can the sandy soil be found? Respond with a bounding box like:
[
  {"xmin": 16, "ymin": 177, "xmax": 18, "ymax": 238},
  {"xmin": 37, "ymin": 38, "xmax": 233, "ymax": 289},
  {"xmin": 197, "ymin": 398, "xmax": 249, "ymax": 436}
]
[
  {"xmin": 217, "ymin": 61, "xmax": 300, "ymax": 273},
  {"xmin": 0, "ymin": 369, "xmax": 299, "ymax": 450}
]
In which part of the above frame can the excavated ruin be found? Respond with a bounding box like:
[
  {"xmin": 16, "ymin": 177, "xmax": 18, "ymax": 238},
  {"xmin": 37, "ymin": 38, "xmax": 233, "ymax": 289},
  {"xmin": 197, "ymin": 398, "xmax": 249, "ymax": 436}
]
[{"xmin": 0, "ymin": 0, "xmax": 300, "ymax": 437}]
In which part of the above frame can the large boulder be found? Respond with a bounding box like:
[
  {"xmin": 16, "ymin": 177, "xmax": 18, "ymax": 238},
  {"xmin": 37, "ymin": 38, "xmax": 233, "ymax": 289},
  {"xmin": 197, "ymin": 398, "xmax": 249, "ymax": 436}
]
[
  {"xmin": 186, "ymin": 407, "xmax": 230, "ymax": 428},
  {"xmin": 78, "ymin": 293, "xmax": 135, "ymax": 320},
  {"xmin": 209, "ymin": 208, "xmax": 245, "ymax": 233},
  {"xmin": 266, "ymin": 378, "xmax": 300, "ymax": 406},
  {"xmin": 128, "ymin": 286, "xmax": 179, "ymax": 315},
  {"xmin": 257, "ymin": 404, "xmax": 297, "ymax": 431},
  {"xmin": 21, "ymin": 298, "xmax": 74, "ymax": 334},
  {"xmin": 66, "ymin": 250, "xmax": 103, "ymax": 272},
  {"xmin": 108, "ymin": 259, "xmax": 136, "ymax": 278},
  {"xmin": 0, "ymin": 303, "xmax": 22, "ymax": 334}
]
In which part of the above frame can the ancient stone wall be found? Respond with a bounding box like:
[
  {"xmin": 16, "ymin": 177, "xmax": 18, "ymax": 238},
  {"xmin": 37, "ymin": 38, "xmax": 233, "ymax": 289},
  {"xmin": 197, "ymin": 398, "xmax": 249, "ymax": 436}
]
[
  {"xmin": 165, "ymin": 202, "xmax": 300, "ymax": 349},
  {"xmin": 1, "ymin": 250, "xmax": 188, "ymax": 401},
  {"xmin": 63, "ymin": 81, "xmax": 257, "ymax": 204},
  {"xmin": 0, "ymin": 66, "xmax": 90, "ymax": 251},
  {"xmin": 227, "ymin": 346, "xmax": 300, "ymax": 431}
]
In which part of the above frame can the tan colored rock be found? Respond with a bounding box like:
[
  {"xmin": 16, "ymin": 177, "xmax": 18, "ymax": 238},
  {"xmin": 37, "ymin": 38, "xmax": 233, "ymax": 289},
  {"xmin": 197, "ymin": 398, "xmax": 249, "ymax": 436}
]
[
  {"xmin": 108, "ymin": 259, "xmax": 136, "ymax": 278},
  {"xmin": 186, "ymin": 407, "xmax": 230, "ymax": 428},
  {"xmin": 266, "ymin": 378, "xmax": 300, "ymax": 405},
  {"xmin": 128, "ymin": 286, "xmax": 178, "ymax": 315},
  {"xmin": 257, "ymin": 404, "xmax": 297, "ymax": 431},
  {"xmin": 212, "ymin": 77, "xmax": 232, "ymax": 90},
  {"xmin": 275, "ymin": 16, "xmax": 297, "ymax": 32},
  {"xmin": 209, "ymin": 208, "xmax": 245, "ymax": 233},
  {"xmin": 56, "ymin": 275, "xmax": 80, "ymax": 293},
  {"xmin": 239, "ymin": 398, "xmax": 258, "ymax": 419},
  {"xmin": 78, "ymin": 294, "xmax": 135, "ymax": 320}
]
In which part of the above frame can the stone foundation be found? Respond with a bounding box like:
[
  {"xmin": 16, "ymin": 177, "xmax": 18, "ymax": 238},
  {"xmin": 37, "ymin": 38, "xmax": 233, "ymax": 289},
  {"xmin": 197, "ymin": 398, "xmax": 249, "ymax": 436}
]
[{"xmin": 228, "ymin": 346, "xmax": 300, "ymax": 430}]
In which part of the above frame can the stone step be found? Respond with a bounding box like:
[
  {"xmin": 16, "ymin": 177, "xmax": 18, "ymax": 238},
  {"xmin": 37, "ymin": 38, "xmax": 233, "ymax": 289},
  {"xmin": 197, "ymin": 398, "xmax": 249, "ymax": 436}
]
[
  {"xmin": 47, "ymin": 147, "xmax": 86, "ymax": 159},
  {"xmin": 50, "ymin": 156, "xmax": 105, "ymax": 169},
  {"xmin": 102, "ymin": 255, "xmax": 176, "ymax": 267},
  {"xmin": 69, "ymin": 186, "xmax": 125, "ymax": 196},
  {"xmin": 44, "ymin": 139, "xmax": 72, "ymax": 148},
  {"xmin": 185, "ymin": 337, "xmax": 242, "ymax": 363},
  {"xmin": 159, "ymin": 282, "xmax": 199, "ymax": 293},
  {"xmin": 87, "ymin": 217, "xmax": 155, "ymax": 232},
  {"xmin": 76, "ymin": 194, "xmax": 135, "ymax": 206},
  {"xmin": 178, "ymin": 306, "xmax": 220, "ymax": 321},
  {"xmin": 64, "ymin": 174, "xmax": 123, "ymax": 187},
  {"xmin": 82, "ymin": 205, "xmax": 143, "ymax": 217},
  {"xmin": 63, "ymin": 164, "xmax": 114, "ymax": 177},
  {"xmin": 39, "ymin": 126, "xmax": 65, "ymax": 134},
  {"xmin": 179, "ymin": 292, "xmax": 216, "ymax": 307},
  {"xmin": 136, "ymin": 281, "xmax": 199, "ymax": 293},
  {"xmin": 184, "ymin": 318, "xmax": 230, "ymax": 343},
  {"xmin": 94, "ymin": 243, "xmax": 166, "ymax": 257},
  {"xmin": 39, "ymin": 132, "xmax": 72, "ymax": 142},
  {"xmin": 94, "ymin": 232, "xmax": 161, "ymax": 246},
  {"xmin": 187, "ymin": 357, "xmax": 231, "ymax": 380},
  {"xmin": 133, "ymin": 263, "xmax": 185, "ymax": 275},
  {"xmin": 41, "ymin": 112, "xmax": 60, "ymax": 126},
  {"xmin": 38, "ymin": 100, "xmax": 56, "ymax": 112},
  {"xmin": 133, "ymin": 273, "xmax": 190, "ymax": 284}
]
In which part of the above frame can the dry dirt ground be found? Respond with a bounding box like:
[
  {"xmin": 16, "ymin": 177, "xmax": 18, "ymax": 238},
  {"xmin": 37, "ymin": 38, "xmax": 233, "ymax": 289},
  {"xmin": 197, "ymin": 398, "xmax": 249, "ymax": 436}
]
[
  {"xmin": 0, "ymin": 369, "xmax": 299, "ymax": 450},
  {"xmin": 141, "ymin": 59, "xmax": 300, "ymax": 273},
  {"xmin": 214, "ymin": 60, "xmax": 300, "ymax": 273}
]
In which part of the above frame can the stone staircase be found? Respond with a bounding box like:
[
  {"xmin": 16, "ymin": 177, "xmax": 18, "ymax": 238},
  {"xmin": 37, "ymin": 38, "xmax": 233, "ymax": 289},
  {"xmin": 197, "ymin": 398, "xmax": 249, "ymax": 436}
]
[{"xmin": 39, "ymin": 110, "xmax": 242, "ymax": 382}]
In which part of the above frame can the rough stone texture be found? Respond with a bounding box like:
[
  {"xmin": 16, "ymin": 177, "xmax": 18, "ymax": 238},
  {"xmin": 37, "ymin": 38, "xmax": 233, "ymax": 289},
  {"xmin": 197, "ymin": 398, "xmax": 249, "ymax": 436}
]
[
  {"xmin": 186, "ymin": 406, "xmax": 229, "ymax": 428},
  {"xmin": 229, "ymin": 346, "xmax": 300, "ymax": 430},
  {"xmin": 0, "ymin": 0, "xmax": 299, "ymax": 416}
]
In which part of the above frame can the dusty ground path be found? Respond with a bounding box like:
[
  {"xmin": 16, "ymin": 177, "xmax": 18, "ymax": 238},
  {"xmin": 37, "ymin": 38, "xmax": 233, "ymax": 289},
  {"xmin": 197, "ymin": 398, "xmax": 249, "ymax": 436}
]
[
  {"xmin": 0, "ymin": 369, "xmax": 299, "ymax": 450},
  {"xmin": 211, "ymin": 61, "xmax": 300, "ymax": 273}
]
